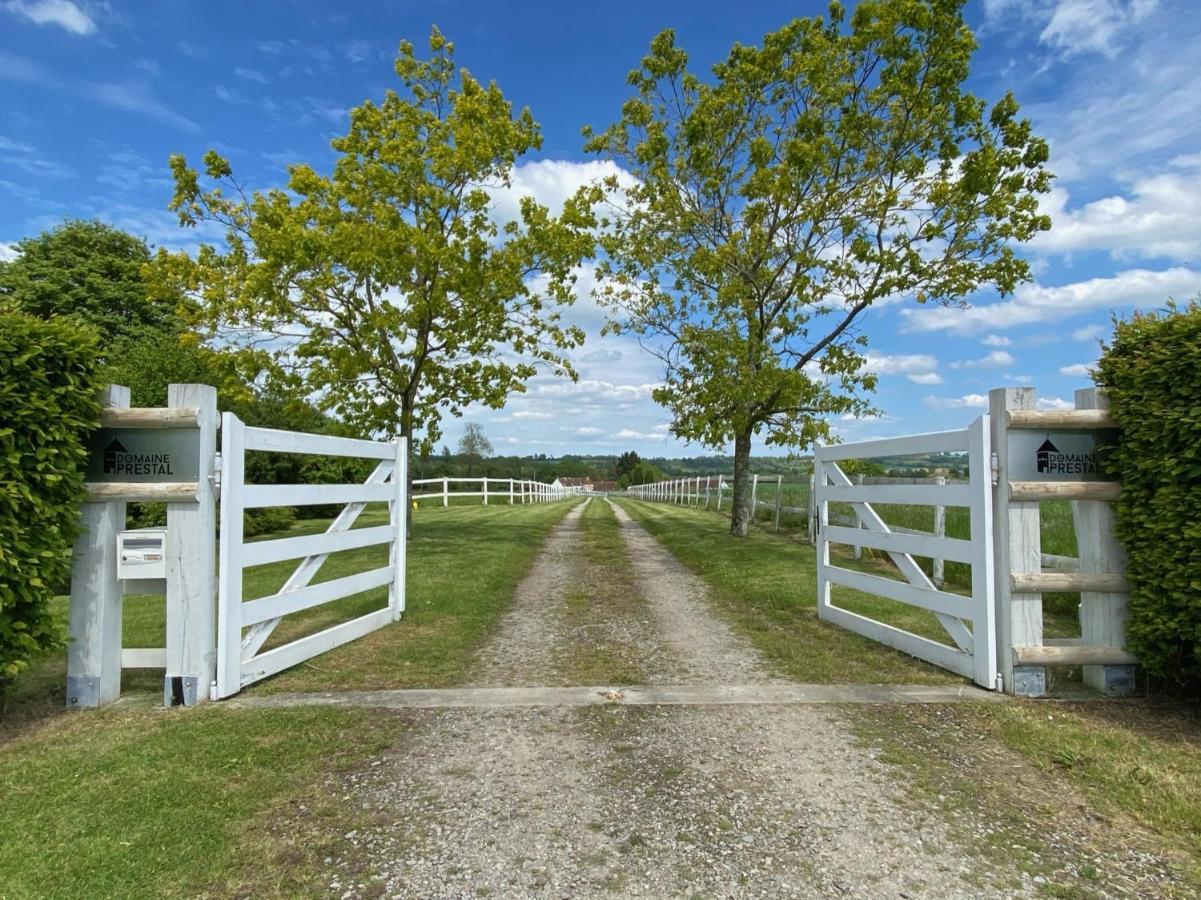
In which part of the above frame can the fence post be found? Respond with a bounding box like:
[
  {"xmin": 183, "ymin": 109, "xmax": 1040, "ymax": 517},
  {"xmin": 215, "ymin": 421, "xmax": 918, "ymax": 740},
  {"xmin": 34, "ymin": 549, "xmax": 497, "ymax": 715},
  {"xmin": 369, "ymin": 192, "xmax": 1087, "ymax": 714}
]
[
  {"xmin": 509, "ymin": 478, "xmax": 514, "ymax": 505},
  {"xmin": 806, "ymin": 473, "xmax": 816, "ymax": 544},
  {"xmin": 990, "ymin": 386, "xmax": 1044, "ymax": 696},
  {"xmin": 66, "ymin": 384, "xmax": 130, "ymax": 709},
  {"xmin": 751, "ymin": 473, "xmax": 759, "ymax": 524},
  {"xmin": 933, "ymin": 476, "xmax": 947, "ymax": 586},
  {"xmin": 442, "ymin": 476, "xmax": 449, "ymax": 508},
  {"xmin": 716, "ymin": 475, "xmax": 724, "ymax": 511},
  {"xmin": 853, "ymin": 473, "xmax": 864, "ymax": 559},
  {"xmin": 163, "ymin": 383, "xmax": 218, "ymax": 707},
  {"xmin": 1073, "ymin": 388, "xmax": 1134, "ymax": 696},
  {"xmin": 390, "ymin": 437, "xmax": 407, "ymax": 621},
  {"xmin": 482, "ymin": 478, "xmax": 488, "ymax": 506},
  {"xmin": 774, "ymin": 474, "xmax": 783, "ymax": 532}
]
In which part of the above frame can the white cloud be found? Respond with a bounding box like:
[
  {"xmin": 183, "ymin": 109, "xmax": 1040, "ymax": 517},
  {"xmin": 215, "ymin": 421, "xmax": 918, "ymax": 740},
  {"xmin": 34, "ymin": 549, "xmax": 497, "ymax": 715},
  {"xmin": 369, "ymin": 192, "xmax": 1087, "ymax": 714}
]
[
  {"xmin": 575, "ymin": 426, "xmax": 603, "ymax": 436},
  {"xmin": 924, "ymin": 394, "xmax": 989, "ymax": 410},
  {"xmin": 0, "ymin": 242, "xmax": 18, "ymax": 262},
  {"xmin": 982, "ymin": 334, "xmax": 1013, "ymax": 347},
  {"xmin": 4, "ymin": 0, "xmax": 96, "ymax": 35},
  {"xmin": 902, "ymin": 267, "xmax": 1201, "ymax": 335},
  {"xmin": 510, "ymin": 410, "xmax": 553, "ymax": 420},
  {"xmin": 1059, "ymin": 363, "xmax": 1094, "ymax": 376},
  {"xmin": 0, "ymin": 134, "xmax": 73, "ymax": 179},
  {"xmin": 1072, "ymin": 324, "xmax": 1106, "ymax": 340},
  {"xmin": 486, "ymin": 159, "xmax": 637, "ymax": 224},
  {"xmin": 1037, "ymin": 395, "xmax": 1076, "ymax": 410},
  {"xmin": 234, "ymin": 66, "xmax": 268, "ymax": 84},
  {"xmin": 907, "ymin": 372, "xmax": 944, "ymax": 385},
  {"xmin": 1040, "ymin": 0, "xmax": 1158, "ymax": 58},
  {"xmin": 1033, "ymin": 163, "xmax": 1201, "ymax": 261},
  {"xmin": 950, "ymin": 350, "xmax": 1015, "ymax": 369}
]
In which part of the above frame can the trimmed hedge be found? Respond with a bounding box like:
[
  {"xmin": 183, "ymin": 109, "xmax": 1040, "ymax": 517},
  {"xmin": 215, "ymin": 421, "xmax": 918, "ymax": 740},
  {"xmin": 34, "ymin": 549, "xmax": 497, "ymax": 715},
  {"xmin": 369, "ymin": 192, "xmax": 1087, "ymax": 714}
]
[
  {"xmin": 0, "ymin": 308, "xmax": 100, "ymax": 697},
  {"xmin": 1095, "ymin": 301, "xmax": 1201, "ymax": 692}
]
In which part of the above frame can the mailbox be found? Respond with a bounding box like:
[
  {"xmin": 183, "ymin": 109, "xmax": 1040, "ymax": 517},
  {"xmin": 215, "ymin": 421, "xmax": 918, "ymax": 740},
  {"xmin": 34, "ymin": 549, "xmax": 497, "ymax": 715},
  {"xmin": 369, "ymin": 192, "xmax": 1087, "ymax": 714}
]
[{"xmin": 116, "ymin": 528, "xmax": 168, "ymax": 580}]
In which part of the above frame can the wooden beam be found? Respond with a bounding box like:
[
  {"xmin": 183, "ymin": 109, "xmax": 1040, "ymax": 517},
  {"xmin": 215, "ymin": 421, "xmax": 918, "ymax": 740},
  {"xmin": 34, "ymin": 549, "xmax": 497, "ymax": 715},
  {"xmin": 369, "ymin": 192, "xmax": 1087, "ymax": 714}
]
[
  {"xmin": 101, "ymin": 406, "xmax": 199, "ymax": 429},
  {"xmin": 1006, "ymin": 408, "xmax": 1116, "ymax": 430},
  {"xmin": 1013, "ymin": 645, "xmax": 1137, "ymax": 666},
  {"xmin": 1011, "ymin": 572, "xmax": 1129, "ymax": 593},
  {"xmin": 85, "ymin": 482, "xmax": 199, "ymax": 502},
  {"xmin": 121, "ymin": 648, "xmax": 167, "ymax": 669},
  {"xmin": 1009, "ymin": 481, "xmax": 1121, "ymax": 501}
]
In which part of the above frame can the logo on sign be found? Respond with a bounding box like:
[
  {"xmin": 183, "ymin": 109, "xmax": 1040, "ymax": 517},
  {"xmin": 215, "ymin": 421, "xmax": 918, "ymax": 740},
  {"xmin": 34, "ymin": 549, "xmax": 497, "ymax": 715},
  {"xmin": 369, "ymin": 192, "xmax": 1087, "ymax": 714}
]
[
  {"xmin": 1035, "ymin": 438, "xmax": 1099, "ymax": 475},
  {"xmin": 102, "ymin": 438, "xmax": 175, "ymax": 476}
]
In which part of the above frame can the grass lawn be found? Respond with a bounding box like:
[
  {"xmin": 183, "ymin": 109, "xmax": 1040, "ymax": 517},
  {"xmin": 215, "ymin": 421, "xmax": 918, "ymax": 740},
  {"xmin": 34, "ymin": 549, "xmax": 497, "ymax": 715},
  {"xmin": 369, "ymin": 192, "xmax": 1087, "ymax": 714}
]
[
  {"xmin": 614, "ymin": 498, "xmax": 963, "ymax": 684},
  {"xmin": 0, "ymin": 499, "xmax": 580, "ymax": 897}
]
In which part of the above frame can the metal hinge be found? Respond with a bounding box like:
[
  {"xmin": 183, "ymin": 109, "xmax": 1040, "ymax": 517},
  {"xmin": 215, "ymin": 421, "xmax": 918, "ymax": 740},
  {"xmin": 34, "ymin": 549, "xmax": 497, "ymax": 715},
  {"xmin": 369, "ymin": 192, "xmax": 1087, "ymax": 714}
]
[
  {"xmin": 210, "ymin": 452, "xmax": 223, "ymax": 492},
  {"xmin": 990, "ymin": 451, "xmax": 1000, "ymax": 487}
]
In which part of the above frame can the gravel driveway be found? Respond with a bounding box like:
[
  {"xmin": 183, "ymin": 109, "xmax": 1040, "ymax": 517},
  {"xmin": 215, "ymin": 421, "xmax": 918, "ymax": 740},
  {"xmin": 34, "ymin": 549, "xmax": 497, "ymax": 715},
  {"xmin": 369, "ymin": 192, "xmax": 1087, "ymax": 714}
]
[{"xmin": 318, "ymin": 500, "xmax": 1156, "ymax": 898}]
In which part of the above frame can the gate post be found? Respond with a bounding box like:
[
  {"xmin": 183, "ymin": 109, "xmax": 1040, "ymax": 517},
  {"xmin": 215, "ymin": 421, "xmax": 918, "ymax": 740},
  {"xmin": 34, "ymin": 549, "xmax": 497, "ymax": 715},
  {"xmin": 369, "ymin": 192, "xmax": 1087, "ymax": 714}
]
[
  {"xmin": 1073, "ymin": 388, "xmax": 1134, "ymax": 696},
  {"xmin": 164, "ymin": 384, "xmax": 218, "ymax": 706},
  {"xmin": 990, "ymin": 387, "xmax": 1045, "ymax": 696},
  {"xmin": 66, "ymin": 384, "xmax": 130, "ymax": 709}
]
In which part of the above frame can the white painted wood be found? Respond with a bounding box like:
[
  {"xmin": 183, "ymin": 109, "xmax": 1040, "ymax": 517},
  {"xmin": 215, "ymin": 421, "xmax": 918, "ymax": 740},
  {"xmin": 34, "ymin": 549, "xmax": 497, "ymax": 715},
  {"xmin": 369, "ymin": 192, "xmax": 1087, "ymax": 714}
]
[
  {"xmin": 822, "ymin": 482, "xmax": 974, "ymax": 506},
  {"xmin": 164, "ymin": 384, "xmax": 218, "ymax": 706},
  {"xmin": 966, "ymin": 413, "xmax": 999, "ymax": 689},
  {"xmin": 933, "ymin": 476, "xmax": 946, "ymax": 585},
  {"xmin": 990, "ymin": 387, "xmax": 1043, "ymax": 696},
  {"xmin": 774, "ymin": 475, "xmax": 783, "ymax": 532},
  {"xmin": 242, "ymin": 565, "xmax": 395, "ymax": 626},
  {"xmin": 751, "ymin": 474, "xmax": 759, "ymax": 522},
  {"xmin": 853, "ymin": 474, "xmax": 864, "ymax": 560},
  {"xmin": 815, "ymin": 428, "xmax": 970, "ymax": 461},
  {"xmin": 819, "ymin": 561, "xmax": 975, "ymax": 619},
  {"xmin": 240, "ymin": 607, "xmax": 393, "ymax": 687},
  {"xmin": 822, "ymin": 525, "xmax": 974, "ymax": 564},
  {"xmin": 819, "ymin": 603, "xmax": 975, "ymax": 679},
  {"xmin": 1073, "ymin": 387, "xmax": 1133, "ymax": 694},
  {"xmin": 443, "ymin": 476, "xmax": 449, "ymax": 507},
  {"xmin": 67, "ymin": 384, "xmax": 130, "ymax": 709},
  {"xmin": 122, "ymin": 648, "xmax": 167, "ymax": 668},
  {"xmin": 391, "ymin": 438, "xmax": 407, "ymax": 621},
  {"xmin": 243, "ymin": 525, "xmax": 396, "ymax": 568},
  {"xmin": 216, "ymin": 412, "xmax": 245, "ymax": 699},
  {"xmin": 242, "ymin": 482, "xmax": 394, "ymax": 509},
  {"xmin": 242, "ymin": 424, "xmax": 395, "ymax": 459}
]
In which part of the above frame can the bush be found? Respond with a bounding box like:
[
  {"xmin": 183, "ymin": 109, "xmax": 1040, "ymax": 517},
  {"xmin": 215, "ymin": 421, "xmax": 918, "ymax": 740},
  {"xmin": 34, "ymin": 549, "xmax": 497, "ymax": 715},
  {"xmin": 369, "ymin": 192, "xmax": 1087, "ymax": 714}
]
[
  {"xmin": 0, "ymin": 308, "xmax": 100, "ymax": 697},
  {"xmin": 1094, "ymin": 301, "xmax": 1201, "ymax": 692},
  {"xmin": 244, "ymin": 506, "xmax": 296, "ymax": 538}
]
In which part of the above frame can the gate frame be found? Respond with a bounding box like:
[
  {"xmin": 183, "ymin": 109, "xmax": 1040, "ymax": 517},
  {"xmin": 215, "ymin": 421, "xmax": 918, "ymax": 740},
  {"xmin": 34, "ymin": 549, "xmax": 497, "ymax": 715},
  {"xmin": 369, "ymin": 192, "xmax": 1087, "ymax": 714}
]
[
  {"xmin": 813, "ymin": 416, "xmax": 998, "ymax": 690},
  {"xmin": 216, "ymin": 413, "xmax": 407, "ymax": 699}
]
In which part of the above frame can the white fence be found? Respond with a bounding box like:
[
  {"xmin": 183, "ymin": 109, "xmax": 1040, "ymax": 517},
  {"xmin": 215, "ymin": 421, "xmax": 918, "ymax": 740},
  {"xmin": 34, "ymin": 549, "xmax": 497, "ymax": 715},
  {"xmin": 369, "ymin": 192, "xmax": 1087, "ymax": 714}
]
[
  {"xmin": 216, "ymin": 415, "xmax": 407, "ymax": 699},
  {"xmin": 814, "ymin": 419, "xmax": 998, "ymax": 689},
  {"xmin": 413, "ymin": 476, "xmax": 577, "ymax": 505},
  {"xmin": 625, "ymin": 473, "xmax": 793, "ymax": 530}
]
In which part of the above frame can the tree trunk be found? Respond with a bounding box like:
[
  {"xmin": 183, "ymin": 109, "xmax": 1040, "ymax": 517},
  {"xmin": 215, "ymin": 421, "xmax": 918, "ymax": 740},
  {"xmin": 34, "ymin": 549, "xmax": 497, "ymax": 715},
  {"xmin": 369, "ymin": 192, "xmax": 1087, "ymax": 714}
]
[
  {"xmin": 729, "ymin": 429, "xmax": 754, "ymax": 537},
  {"xmin": 400, "ymin": 405, "xmax": 414, "ymax": 538}
]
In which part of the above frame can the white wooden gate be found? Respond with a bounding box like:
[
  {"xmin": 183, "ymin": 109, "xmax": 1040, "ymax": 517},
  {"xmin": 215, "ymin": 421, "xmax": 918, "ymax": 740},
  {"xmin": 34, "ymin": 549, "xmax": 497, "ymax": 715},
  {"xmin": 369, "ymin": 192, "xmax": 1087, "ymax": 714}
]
[
  {"xmin": 216, "ymin": 414, "xmax": 407, "ymax": 698},
  {"xmin": 814, "ymin": 416, "xmax": 998, "ymax": 689}
]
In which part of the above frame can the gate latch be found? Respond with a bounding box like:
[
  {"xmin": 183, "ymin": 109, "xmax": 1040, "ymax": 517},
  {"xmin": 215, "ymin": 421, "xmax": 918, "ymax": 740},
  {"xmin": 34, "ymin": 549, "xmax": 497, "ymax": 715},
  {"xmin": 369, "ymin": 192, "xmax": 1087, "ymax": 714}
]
[
  {"xmin": 210, "ymin": 452, "xmax": 222, "ymax": 492},
  {"xmin": 989, "ymin": 451, "xmax": 1000, "ymax": 487}
]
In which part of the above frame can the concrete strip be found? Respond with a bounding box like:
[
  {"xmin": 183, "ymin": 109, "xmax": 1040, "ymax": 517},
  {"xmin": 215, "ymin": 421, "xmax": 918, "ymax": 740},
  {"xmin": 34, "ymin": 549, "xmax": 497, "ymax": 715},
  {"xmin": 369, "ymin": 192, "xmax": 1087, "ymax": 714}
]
[{"xmin": 229, "ymin": 682, "xmax": 1005, "ymax": 710}]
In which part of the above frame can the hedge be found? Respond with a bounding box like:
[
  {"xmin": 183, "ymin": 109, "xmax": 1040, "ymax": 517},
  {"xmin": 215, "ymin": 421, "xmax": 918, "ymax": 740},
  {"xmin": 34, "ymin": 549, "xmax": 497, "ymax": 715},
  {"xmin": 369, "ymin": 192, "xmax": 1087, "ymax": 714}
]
[
  {"xmin": 1094, "ymin": 301, "xmax": 1201, "ymax": 692},
  {"xmin": 0, "ymin": 308, "xmax": 100, "ymax": 698}
]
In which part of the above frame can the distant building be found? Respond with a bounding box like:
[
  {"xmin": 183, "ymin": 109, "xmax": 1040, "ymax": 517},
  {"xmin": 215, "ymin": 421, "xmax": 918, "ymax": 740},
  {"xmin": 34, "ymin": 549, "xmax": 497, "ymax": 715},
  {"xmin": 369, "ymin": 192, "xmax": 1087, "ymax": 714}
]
[
  {"xmin": 552, "ymin": 476, "xmax": 593, "ymax": 491},
  {"xmin": 591, "ymin": 480, "xmax": 617, "ymax": 493}
]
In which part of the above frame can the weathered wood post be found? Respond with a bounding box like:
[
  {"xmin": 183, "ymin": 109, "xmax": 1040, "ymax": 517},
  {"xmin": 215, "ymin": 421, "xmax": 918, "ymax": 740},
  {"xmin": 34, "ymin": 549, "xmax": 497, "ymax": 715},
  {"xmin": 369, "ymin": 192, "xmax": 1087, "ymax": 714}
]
[
  {"xmin": 774, "ymin": 474, "xmax": 783, "ymax": 532},
  {"xmin": 1072, "ymin": 388, "xmax": 1134, "ymax": 696},
  {"xmin": 933, "ymin": 476, "xmax": 946, "ymax": 586},
  {"xmin": 66, "ymin": 385, "xmax": 130, "ymax": 709},
  {"xmin": 163, "ymin": 384, "xmax": 217, "ymax": 707},
  {"xmin": 990, "ymin": 387, "xmax": 1045, "ymax": 697}
]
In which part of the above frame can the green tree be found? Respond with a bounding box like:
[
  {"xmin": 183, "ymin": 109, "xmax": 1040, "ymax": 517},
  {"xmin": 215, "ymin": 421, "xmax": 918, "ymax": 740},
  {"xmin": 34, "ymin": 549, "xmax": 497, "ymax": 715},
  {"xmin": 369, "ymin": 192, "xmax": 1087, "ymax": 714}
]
[
  {"xmin": 585, "ymin": 0, "xmax": 1051, "ymax": 535},
  {"xmin": 0, "ymin": 220, "xmax": 179, "ymax": 344},
  {"xmin": 615, "ymin": 450, "xmax": 641, "ymax": 478},
  {"xmin": 617, "ymin": 459, "xmax": 662, "ymax": 490},
  {"xmin": 157, "ymin": 29, "xmax": 599, "ymax": 521},
  {"xmin": 456, "ymin": 422, "xmax": 493, "ymax": 475}
]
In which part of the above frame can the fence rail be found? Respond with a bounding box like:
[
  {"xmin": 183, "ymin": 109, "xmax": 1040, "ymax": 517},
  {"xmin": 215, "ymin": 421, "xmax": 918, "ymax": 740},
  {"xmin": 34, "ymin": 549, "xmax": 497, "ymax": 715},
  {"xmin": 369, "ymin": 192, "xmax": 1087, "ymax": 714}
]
[{"xmin": 412, "ymin": 476, "xmax": 578, "ymax": 505}]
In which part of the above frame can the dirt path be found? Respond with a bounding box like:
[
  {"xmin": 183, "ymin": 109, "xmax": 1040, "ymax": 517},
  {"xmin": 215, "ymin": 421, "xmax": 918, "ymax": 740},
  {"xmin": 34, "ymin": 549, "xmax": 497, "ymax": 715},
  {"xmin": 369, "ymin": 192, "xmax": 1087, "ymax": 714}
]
[{"xmin": 319, "ymin": 499, "xmax": 1173, "ymax": 898}]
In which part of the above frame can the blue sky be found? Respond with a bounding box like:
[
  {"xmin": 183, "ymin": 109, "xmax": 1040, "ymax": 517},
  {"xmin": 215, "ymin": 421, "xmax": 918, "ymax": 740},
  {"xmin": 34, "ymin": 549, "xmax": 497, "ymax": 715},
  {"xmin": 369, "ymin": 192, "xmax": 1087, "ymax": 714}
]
[{"xmin": 2, "ymin": 0, "xmax": 1199, "ymax": 458}]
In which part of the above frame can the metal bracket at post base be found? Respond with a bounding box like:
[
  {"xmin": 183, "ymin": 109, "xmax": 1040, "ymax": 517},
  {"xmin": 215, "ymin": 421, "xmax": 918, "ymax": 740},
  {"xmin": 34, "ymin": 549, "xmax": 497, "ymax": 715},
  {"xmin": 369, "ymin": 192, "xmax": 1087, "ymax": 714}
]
[
  {"xmin": 1012, "ymin": 665, "xmax": 1047, "ymax": 697},
  {"xmin": 1093, "ymin": 664, "xmax": 1136, "ymax": 697},
  {"xmin": 163, "ymin": 675, "xmax": 203, "ymax": 707},
  {"xmin": 66, "ymin": 675, "xmax": 102, "ymax": 708}
]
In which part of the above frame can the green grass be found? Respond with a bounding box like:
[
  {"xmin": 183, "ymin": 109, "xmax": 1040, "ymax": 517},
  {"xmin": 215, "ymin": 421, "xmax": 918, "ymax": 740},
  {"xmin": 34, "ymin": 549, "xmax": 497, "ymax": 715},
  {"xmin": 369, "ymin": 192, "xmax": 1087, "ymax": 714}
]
[
  {"xmin": 613, "ymin": 498, "xmax": 961, "ymax": 684},
  {"xmin": 0, "ymin": 705, "xmax": 396, "ymax": 899},
  {"xmin": 4, "ymin": 499, "xmax": 582, "ymax": 732}
]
